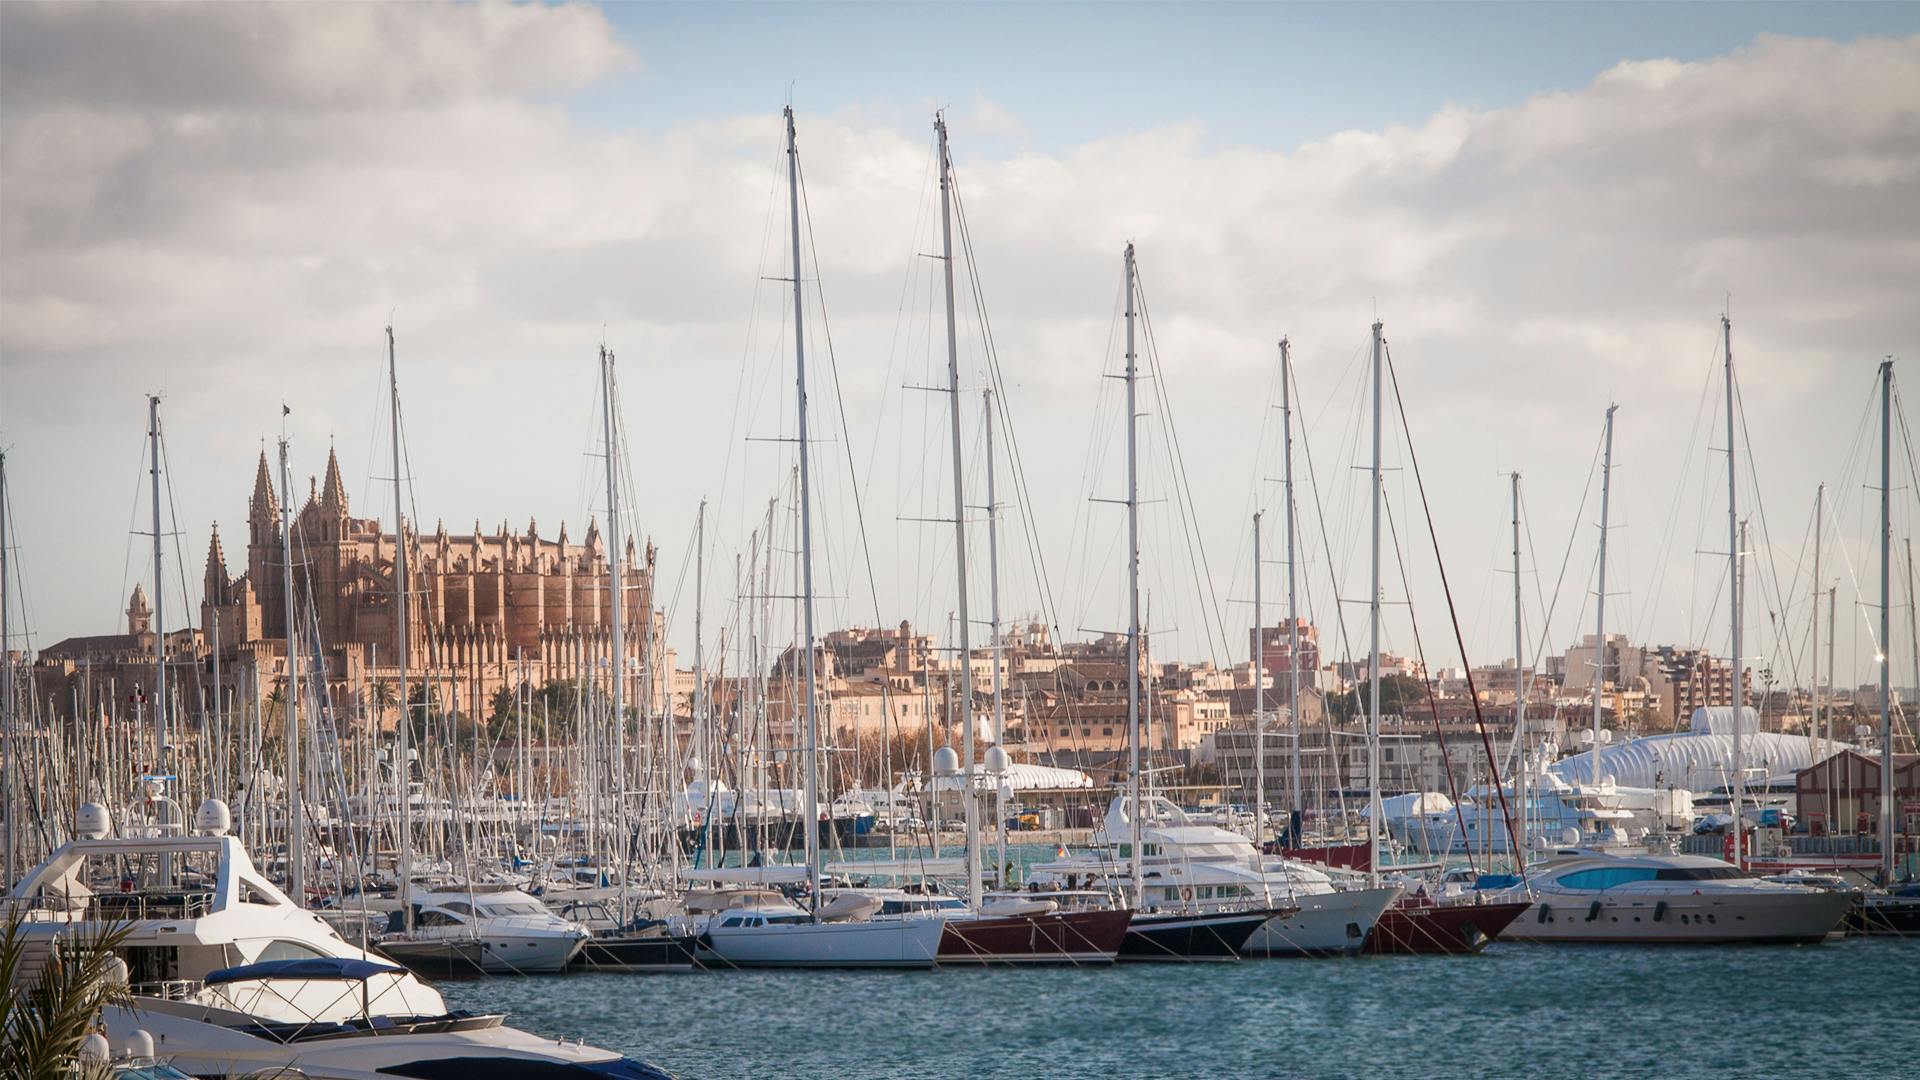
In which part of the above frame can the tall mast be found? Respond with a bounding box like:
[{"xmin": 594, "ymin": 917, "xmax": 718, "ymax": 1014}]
[
  {"xmin": 1124, "ymin": 243, "xmax": 1144, "ymax": 902},
  {"xmin": 600, "ymin": 344, "xmax": 628, "ymax": 918},
  {"xmin": 2, "ymin": 450, "xmax": 13, "ymax": 884},
  {"xmin": 1879, "ymin": 359, "xmax": 1895, "ymax": 885},
  {"xmin": 1592, "ymin": 405, "xmax": 1617, "ymax": 792},
  {"xmin": 387, "ymin": 325, "xmax": 413, "ymax": 930},
  {"xmin": 148, "ymin": 396, "xmax": 168, "ymax": 781},
  {"xmin": 278, "ymin": 434, "xmax": 304, "ymax": 904},
  {"xmin": 784, "ymin": 106, "xmax": 824, "ymax": 909},
  {"xmin": 696, "ymin": 497, "xmax": 712, "ymax": 859},
  {"xmin": 934, "ymin": 115, "xmax": 983, "ymax": 912},
  {"xmin": 1811, "ymin": 485, "xmax": 1823, "ymax": 765},
  {"xmin": 1281, "ymin": 337, "xmax": 1302, "ymax": 836},
  {"xmin": 1367, "ymin": 320, "xmax": 1383, "ymax": 887},
  {"xmin": 1724, "ymin": 315, "xmax": 1744, "ymax": 867},
  {"xmin": 1252, "ymin": 510, "xmax": 1264, "ymax": 845},
  {"xmin": 984, "ymin": 388, "xmax": 1008, "ymax": 888},
  {"xmin": 1511, "ymin": 471, "xmax": 1527, "ymax": 856}
]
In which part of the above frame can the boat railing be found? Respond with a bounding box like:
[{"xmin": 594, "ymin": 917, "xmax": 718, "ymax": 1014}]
[{"xmin": 131, "ymin": 978, "xmax": 204, "ymax": 1001}]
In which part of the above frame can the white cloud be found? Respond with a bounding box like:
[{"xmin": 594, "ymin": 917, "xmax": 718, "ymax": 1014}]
[{"xmin": 1, "ymin": 7, "xmax": 1915, "ymax": 685}]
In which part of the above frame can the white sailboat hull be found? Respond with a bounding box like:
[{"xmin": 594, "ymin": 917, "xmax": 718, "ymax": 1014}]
[
  {"xmin": 700, "ymin": 916, "xmax": 944, "ymax": 968},
  {"xmin": 1242, "ymin": 886, "xmax": 1401, "ymax": 957}
]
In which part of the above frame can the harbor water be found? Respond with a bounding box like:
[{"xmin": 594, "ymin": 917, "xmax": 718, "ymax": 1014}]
[{"xmin": 441, "ymin": 935, "xmax": 1917, "ymax": 1079}]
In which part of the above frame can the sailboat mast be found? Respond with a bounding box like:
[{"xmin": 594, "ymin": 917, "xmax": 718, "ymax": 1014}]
[
  {"xmin": 784, "ymin": 106, "xmax": 825, "ymax": 909},
  {"xmin": 1812, "ymin": 485, "xmax": 1823, "ymax": 765},
  {"xmin": 1512, "ymin": 471, "xmax": 1526, "ymax": 856},
  {"xmin": 1725, "ymin": 315, "xmax": 1744, "ymax": 867},
  {"xmin": 2, "ymin": 450, "xmax": 13, "ymax": 884},
  {"xmin": 1367, "ymin": 320, "xmax": 1383, "ymax": 888},
  {"xmin": 1124, "ymin": 244, "xmax": 1144, "ymax": 902},
  {"xmin": 935, "ymin": 116, "xmax": 983, "ymax": 912},
  {"xmin": 696, "ymin": 497, "xmax": 711, "ymax": 858},
  {"xmin": 1252, "ymin": 510, "xmax": 1264, "ymax": 845},
  {"xmin": 278, "ymin": 434, "xmax": 304, "ymax": 904},
  {"xmin": 601, "ymin": 345, "xmax": 628, "ymax": 917},
  {"xmin": 984, "ymin": 388, "xmax": 1008, "ymax": 887},
  {"xmin": 1879, "ymin": 358, "xmax": 1894, "ymax": 885},
  {"xmin": 387, "ymin": 325, "xmax": 413, "ymax": 930},
  {"xmin": 1281, "ymin": 337, "xmax": 1302, "ymax": 834},
  {"xmin": 148, "ymin": 396, "xmax": 168, "ymax": 781},
  {"xmin": 1592, "ymin": 405, "xmax": 1617, "ymax": 792}
]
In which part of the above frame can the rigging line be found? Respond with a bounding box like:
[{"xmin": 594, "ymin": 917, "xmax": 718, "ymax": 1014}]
[
  {"xmin": 716, "ymin": 137, "xmax": 789, "ymax": 561},
  {"xmin": 1382, "ymin": 340, "xmax": 1522, "ymax": 880},
  {"xmin": 1636, "ymin": 325, "xmax": 1726, "ymax": 646},
  {"xmin": 795, "ymin": 146, "xmax": 921, "ymax": 836},
  {"xmin": 154, "ymin": 419, "xmax": 195, "ymax": 655},
  {"xmin": 1132, "ymin": 266, "xmax": 1229, "ymax": 667},
  {"xmin": 1289, "ymin": 342, "xmax": 1367, "ymax": 819},
  {"xmin": 1380, "ymin": 477, "xmax": 1479, "ymax": 874},
  {"xmin": 1730, "ymin": 363, "xmax": 1804, "ymax": 688},
  {"xmin": 951, "ymin": 168, "xmax": 1068, "ymax": 638},
  {"xmin": 118, "ymin": 420, "xmax": 150, "ymax": 632}
]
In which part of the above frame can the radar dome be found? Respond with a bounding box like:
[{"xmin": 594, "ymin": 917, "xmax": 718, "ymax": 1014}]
[
  {"xmin": 125, "ymin": 1030, "xmax": 155, "ymax": 1060},
  {"xmin": 195, "ymin": 798, "xmax": 232, "ymax": 837},
  {"xmin": 79, "ymin": 1034, "xmax": 110, "ymax": 1064},
  {"xmin": 984, "ymin": 746, "xmax": 1010, "ymax": 775},
  {"xmin": 76, "ymin": 802, "xmax": 111, "ymax": 839},
  {"xmin": 932, "ymin": 746, "xmax": 960, "ymax": 776}
]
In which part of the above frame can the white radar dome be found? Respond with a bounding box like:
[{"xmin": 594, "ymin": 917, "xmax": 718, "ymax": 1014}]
[
  {"xmin": 125, "ymin": 1030, "xmax": 155, "ymax": 1059},
  {"xmin": 195, "ymin": 798, "xmax": 232, "ymax": 837},
  {"xmin": 76, "ymin": 802, "xmax": 111, "ymax": 839},
  {"xmin": 984, "ymin": 745, "xmax": 1010, "ymax": 776},
  {"xmin": 932, "ymin": 746, "xmax": 960, "ymax": 776}
]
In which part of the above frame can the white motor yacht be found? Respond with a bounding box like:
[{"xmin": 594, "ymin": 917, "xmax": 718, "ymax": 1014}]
[
  {"xmin": 5, "ymin": 801, "xmax": 672, "ymax": 1079},
  {"xmin": 1494, "ymin": 848, "xmax": 1853, "ymax": 944},
  {"xmin": 381, "ymin": 884, "xmax": 588, "ymax": 974},
  {"xmin": 1028, "ymin": 796, "xmax": 1400, "ymax": 956}
]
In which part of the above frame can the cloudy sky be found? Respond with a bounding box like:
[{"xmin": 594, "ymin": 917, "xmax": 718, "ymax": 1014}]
[{"xmin": 3, "ymin": 2, "xmax": 1917, "ymax": 694}]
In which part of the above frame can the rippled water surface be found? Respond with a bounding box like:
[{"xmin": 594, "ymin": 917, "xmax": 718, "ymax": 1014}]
[{"xmin": 440, "ymin": 936, "xmax": 1917, "ymax": 1079}]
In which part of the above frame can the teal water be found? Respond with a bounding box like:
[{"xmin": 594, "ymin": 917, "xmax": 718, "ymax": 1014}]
[{"xmin": 440, "ymin": 936, "xmax": 1918, "ymax": 1079}]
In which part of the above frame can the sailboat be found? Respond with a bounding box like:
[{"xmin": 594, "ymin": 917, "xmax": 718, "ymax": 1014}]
[{"xmin": 691, "ymin": 106, "xmax": 945, "ymax": 969}]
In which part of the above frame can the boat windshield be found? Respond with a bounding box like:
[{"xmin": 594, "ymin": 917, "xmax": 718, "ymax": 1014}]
[{"xmin": 481, "ymin": 900, "xmax": 546, "ymax": 916}]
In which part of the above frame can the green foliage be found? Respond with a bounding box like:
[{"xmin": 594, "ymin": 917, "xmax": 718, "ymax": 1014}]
[
  {"xmin": 1327, "ymin": 673, "xmax": 1427, "ymax": 723},
  {"xmin": 1, "ymin": 909, "xmax": 132, "ymax": 1080},
  {"xmin": 486, "ymin": 678, "xmax": 608, "ymax": 740}
]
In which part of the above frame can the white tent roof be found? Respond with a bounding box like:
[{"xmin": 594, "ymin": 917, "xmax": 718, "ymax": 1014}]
[
  {"xmin": 930, "ymin": 762, "xmax": 1093, "ymax": 792},
  {"xmin": 1548, "ymin": 730, "xmax": 1839, "ymax": 793}
]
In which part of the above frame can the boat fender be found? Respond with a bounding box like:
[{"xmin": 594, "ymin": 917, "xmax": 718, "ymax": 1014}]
[
  {"xmin": 1538, "ymin": 904, "xmax": 1551, "ymax": 924},
  {"xmin": 1585, "ymin": 901, "xmax": 1602, "ymax": 922},
  {"xmin": 1182, "ymin": 886, "xmax": 1194, "ymax": 902},
  {"xmin": 1653, "ymin": 901, "xmax": 1668, "ymax": 922},
  {"xmin": 1346, "ymin": 922, "xmax": 1362, "ymax": 939}
]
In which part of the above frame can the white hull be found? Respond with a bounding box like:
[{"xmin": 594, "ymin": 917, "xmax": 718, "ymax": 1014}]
[
  {"xmin": 103, "ymin": 1001, "xmax": 660, "ymax": 1079},
  {"xmin": 701, "ymin": 917, "xmax": 944, "ymax": 968},
  {"xmin": 1502, "ymin": 888, "xmax": 1851, "ymax": 944},
  {"xmin": 1243, "ymin": 886, "xmax": 1401, "ymax": 956},
  {"xmin": 471, "ymin": 929, "xmax": 585, "ymax": 973}
]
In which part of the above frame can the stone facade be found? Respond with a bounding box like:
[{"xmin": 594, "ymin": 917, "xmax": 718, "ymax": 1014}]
[{"xmin": 196, "ymin": 447, "xmax": 661, "ymax": 723}]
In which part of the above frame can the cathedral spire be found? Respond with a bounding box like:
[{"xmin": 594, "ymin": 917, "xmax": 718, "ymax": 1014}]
[
  {"xmin": 248, "ymin": 447, "xmax": 279, "ymax": 546},
  {"xmin": 204, "ymin": 523, "xmax": 231, "ymax": 602},
  {"xmin": 320, "ymin": 443, "xmax": 348, "ymax": 515}
]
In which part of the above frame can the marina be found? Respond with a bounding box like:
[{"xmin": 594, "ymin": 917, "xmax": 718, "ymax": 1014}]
[{"xmin": 3, "ymin": 4, "xmax": 1918, "ymax": 1079}]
